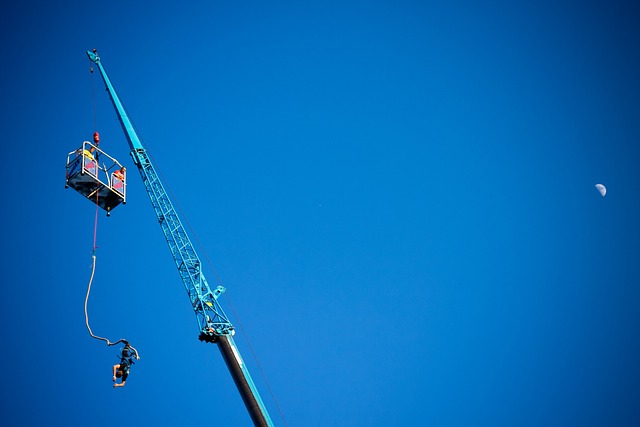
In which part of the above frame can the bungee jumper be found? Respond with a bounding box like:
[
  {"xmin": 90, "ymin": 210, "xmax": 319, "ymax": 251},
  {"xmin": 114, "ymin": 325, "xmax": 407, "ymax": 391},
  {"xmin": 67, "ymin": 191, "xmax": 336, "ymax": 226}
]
[{"xmin": 112, "ymin": 341, "xmax": 140, "ymax": 388}]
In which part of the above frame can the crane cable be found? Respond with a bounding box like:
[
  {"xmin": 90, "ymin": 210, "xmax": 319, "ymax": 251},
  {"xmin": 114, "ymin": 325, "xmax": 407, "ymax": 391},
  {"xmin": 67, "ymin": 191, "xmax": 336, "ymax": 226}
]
[
  {"xmin": 145, "ymin": 150, "xmax": 287, "ymax": 425},
  {"xmin": 224, "ymin": 294, "xmax": 289, "ymax": 427},
  {"xmin": 160, "ymin": 171, "xmax": 288, "ymax": 426},
  {"xmin": 90, "ymin": 58, "xmax": 97, "ymax": 131}
]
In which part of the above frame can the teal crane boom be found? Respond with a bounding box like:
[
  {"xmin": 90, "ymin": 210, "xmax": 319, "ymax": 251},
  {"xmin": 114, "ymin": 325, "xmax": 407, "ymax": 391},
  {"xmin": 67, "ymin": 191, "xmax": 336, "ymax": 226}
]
[{"xmin": 87, "ymin": 49, "xmax": 274, "ymax": 427}]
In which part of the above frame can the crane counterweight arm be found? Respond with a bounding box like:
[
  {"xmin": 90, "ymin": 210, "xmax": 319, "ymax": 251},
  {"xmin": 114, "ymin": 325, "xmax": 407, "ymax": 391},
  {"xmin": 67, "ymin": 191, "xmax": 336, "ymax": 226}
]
[{"xmin": 87, "ymin": 49, "xmax": 274, "ymax": 427}]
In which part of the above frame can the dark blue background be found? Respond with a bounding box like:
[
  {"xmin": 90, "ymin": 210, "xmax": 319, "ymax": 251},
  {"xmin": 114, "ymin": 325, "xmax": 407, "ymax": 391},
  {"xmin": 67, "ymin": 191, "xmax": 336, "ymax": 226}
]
[{"xmin": 2, "ymin": 1, "xmax": 640, "ymax": 425}]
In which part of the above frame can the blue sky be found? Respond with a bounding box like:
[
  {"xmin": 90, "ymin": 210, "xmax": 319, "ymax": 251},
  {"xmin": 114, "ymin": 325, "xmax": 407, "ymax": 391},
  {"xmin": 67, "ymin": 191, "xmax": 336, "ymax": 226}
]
[{"xmin": 2, "ymin": 1, "xmax": 640, "ymax": 426}]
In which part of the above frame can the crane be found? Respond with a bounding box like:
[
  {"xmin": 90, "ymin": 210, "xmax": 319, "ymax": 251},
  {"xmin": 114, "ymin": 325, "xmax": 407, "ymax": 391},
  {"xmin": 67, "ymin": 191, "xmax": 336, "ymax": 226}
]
[{"xmin": 86, "ymin": 49, "xmax": 274, "ymax": 427}]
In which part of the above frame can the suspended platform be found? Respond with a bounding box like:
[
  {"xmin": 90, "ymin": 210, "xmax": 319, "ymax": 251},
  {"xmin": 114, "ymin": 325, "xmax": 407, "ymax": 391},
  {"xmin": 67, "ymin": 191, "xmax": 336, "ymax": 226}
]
[{"xmin": 65, "ymin": 141, "xmax": 127, "ymax": 215}]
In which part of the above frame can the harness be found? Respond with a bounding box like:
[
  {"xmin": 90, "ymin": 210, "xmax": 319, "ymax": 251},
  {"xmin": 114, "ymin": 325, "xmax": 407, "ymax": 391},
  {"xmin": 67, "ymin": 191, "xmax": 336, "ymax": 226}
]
[{"xmin": 118, "ymin": 347, "xmax": 136, "ymax": 371}]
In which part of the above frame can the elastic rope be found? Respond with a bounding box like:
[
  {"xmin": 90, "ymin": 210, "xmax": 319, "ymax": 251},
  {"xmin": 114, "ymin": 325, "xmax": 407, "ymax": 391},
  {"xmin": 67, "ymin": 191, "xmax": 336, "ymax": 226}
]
[
  {"xmin": 83, "ymin": 254, "xmax": 139, "ymax": 355},
  {"xmin": 84, "ymin": 208, "xmax": 139, "ymax": 355},
  {"xmin": 93, "ymin": 192, "xmax": 99, "ymax": 253},
  {"xmin": 83, "ymin": 255, "xmax": 122, "ymax": 346}
]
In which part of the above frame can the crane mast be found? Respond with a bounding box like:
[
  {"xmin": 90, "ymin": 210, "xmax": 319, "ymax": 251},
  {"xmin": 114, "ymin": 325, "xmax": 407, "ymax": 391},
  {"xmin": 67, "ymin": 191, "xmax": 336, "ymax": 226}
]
[{"xmin": 87, "ymin": 50, "xmax": 274, "ymax": 427}]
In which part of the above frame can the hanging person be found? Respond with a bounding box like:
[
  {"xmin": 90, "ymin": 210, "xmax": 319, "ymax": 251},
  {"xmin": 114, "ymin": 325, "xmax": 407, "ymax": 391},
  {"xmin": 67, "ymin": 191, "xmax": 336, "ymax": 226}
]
[{"xmin": 112, "ymin": 341, "xmax": 140, "ymax": 388}]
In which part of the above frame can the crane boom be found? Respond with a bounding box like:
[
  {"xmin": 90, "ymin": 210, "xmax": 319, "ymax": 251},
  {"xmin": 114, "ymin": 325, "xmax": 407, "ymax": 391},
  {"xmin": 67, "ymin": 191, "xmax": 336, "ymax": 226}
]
[{"xmin": 87, "ymin": 49, "xmax": 274, "ymax": 427}]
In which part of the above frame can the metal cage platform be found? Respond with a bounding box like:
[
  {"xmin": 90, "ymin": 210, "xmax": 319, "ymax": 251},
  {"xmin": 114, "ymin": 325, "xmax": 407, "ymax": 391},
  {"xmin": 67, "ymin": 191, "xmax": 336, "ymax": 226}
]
[{"xmin": 65, "ymin": 141, "xmax": 127, "ymax": 215}]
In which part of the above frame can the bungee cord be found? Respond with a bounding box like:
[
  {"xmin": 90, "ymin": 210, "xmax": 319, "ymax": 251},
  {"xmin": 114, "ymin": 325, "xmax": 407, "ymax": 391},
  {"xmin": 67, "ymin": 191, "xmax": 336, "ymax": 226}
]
[{"xmin": 82, "ymin": 181, "xmax": 139, "ymax": 356}]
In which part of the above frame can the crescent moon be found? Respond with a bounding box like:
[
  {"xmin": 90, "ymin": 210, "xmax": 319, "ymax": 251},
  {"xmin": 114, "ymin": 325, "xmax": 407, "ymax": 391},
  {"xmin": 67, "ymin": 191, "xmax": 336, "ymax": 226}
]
[{"xmin": 595, "ymin": 184, "xmax": 606, "ymax": 197}]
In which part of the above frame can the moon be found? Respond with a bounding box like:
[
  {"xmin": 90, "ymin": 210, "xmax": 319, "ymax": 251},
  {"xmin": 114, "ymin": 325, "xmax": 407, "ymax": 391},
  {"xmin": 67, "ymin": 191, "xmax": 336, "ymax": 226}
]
[{"xmin": 595, "ymin": 183, "xmax": 606, "ymax": 197}]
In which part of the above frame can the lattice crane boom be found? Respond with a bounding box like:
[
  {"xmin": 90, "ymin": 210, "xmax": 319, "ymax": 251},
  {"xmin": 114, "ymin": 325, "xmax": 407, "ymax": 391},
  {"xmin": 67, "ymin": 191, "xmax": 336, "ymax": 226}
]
[{"xmin": 87, "ymin": 49, "xmax": 274, "ymax": 427}]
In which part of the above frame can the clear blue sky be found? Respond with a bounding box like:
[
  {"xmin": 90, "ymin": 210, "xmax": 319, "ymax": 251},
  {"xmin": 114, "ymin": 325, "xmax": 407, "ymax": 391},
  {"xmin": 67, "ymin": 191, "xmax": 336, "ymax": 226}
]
[{"xmin": 2, "ymin": 1, "xmax": 640, "ymax": 426}]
